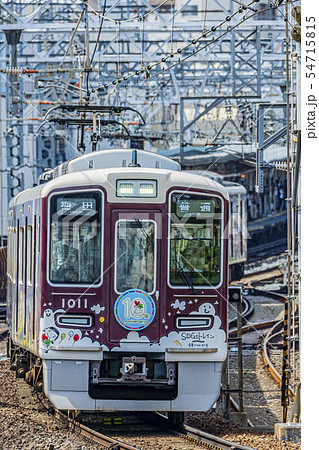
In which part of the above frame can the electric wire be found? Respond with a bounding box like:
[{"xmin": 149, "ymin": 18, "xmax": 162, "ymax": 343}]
[
  {"xmin": 90, "ymin": 0, "xmax": 108, "ymax": 65},
  {"xmin": 86, "ymin": 0, "xmax": 171, "ymax": 24},
  {"xmin": 91, "ymin": 0, "xmax": 269, "ymax": 94},
  {"xmin": 93, "ymin": 4, "xmax": 275, "ymax": 99}
]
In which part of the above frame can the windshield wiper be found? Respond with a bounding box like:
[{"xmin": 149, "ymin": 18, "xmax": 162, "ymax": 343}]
[
  {"xmin": 133, "ymin": 217, "xmax": 153, "ymax": 247},
  {"xmin": 174, "ymin": 254, "xmax": 196, "ymax": 295}
]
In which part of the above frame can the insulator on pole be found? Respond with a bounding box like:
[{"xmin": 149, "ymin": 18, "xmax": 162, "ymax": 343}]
[
  {"xmin": 291, "ymin": 26, "xmax": 301, "ymax": 43},
  {"xmin": 291, "ymin": 6, "xmax": 301, "ymax": 25}
]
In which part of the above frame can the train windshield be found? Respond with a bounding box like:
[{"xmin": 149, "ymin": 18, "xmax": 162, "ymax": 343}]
[
  {"xmin": 169, "ymin": 193, "xmax": 222, "ymax": 288},
  {"xmin": 49, "ymin": 192, "xmax": 102, "ymax": 285},
  {"xmin": 115, "ymin": 220, "xmax": 155, "ymax": 293}
]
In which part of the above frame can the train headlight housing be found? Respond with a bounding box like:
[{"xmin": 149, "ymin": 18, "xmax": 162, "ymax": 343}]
[
  {"xmin": 116, "ymin": 179, "xmax": 157, "ymax": 198},
  {"xmin": 175, "ymin": 316, "xmax": 212, "ymax": 330},
  {"xmin": 56, "ymin": 314, "xmax": 93, "ymax": 327}
]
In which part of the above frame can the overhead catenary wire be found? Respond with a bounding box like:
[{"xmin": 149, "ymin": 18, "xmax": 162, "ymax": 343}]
[
  {"xmin": 90, "ymin": 0, "xmax": 108, "ymax": 65},
  {"xmin": 93, "ymin": 3, "xmax": 275, "ymax": 99},
  {"xmin": 91, "ymin": 0, "xmax": 270, "ymax": 94},
  {"xmin": 85, "ymin": 0, "xmax": 171, "ymax": 25},
  {"xmin": 1, "ymin": 0, "xmax": 293, "ymax": 130},
  {"xmin": 1, "ymin": 0, "xmax": 290, "ymax": 86}
]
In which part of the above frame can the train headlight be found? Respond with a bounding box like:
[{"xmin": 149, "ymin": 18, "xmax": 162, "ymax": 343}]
[
  {"xmin": 117, "ymin": 183, "xmax": 134, "ymax": 195},
  {"xmin": 116, "ymin": 179, "xmax": 157, "ymax": 198},
  {"xmin": 175, "ymin": 316, "xmax": 212, "ymax": 330},
  {"xmin": 56, "ymin": 314, "xmax": 93, "ymax": 327},
  {"xmin": 139, "ymin": 183, "xmax": 155, "ymax": 195}
]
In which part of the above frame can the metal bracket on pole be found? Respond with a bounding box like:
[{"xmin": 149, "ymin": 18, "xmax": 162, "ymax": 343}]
[{"xmin": 255, "ymin": 103, "xmax": 287, "ymax": 193}]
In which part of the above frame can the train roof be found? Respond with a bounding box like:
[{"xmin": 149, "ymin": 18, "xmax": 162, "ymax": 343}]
[
  {"xmin": 184, "ymin": 170, "xmax": 246, "ymax": 195},
  {"xmin": 11, "ymin": 166, "xmax": 229, "ymax": 207},
  {"xmin": 50, "ymin": 148, "xmax": 181, "ymax": 179}
]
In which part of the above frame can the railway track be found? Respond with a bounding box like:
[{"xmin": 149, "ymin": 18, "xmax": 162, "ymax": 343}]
[
  {"xmin": 247, "ymin": 238, "xmax": 287, "ymax": 263},
  {"xmin": 262, "ymin": 321, "xmax": 296, "ymax": 400},
  {"xmin": 228, "ymin": 296, "xmax": 254, "ymax": 330},
  {"xmin": 34, "ymin": 389, "xmax": 256, "ymax": 450},
  {"xmin": 175, "ymin": 423, "xmax": 256, "ymax": 450},
  {"xmin": 237, "ymin": 272, "xmax": 298, "ymax": 401},
  {"xmin": 5, "ymin": 265, "xmax": 297, "ymax": 446},
  {"xmin": 229, "ymin": 267, "xmax": 299, "ymax": 417}
]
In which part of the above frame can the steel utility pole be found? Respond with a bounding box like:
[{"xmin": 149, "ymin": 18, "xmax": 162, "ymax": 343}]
[{"xmin": 281, "ymin": 0, "xmax": 292, "ymax": 423}]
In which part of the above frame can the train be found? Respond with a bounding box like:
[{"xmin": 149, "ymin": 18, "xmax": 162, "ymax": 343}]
[{"xmin": 7, "ymin": 148, "xmax": 232, "ymax": 415}]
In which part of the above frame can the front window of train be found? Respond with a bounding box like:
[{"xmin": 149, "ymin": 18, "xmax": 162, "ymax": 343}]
[
  {"xmin": 49, "ymin": 192, "xmax": 102, "ymax": 285},
  {"xmin": 115, "ymin": 220, "xmax": 155, "ymax": 293},
  {"xmin": 169, "ymin": 193, "xmax": 223, "ymax": 287}
]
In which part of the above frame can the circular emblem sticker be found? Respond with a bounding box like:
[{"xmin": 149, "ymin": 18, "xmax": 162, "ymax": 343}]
[{"xmin": 114, "ymin": 289, "xmax": 156, "ymax": 331}]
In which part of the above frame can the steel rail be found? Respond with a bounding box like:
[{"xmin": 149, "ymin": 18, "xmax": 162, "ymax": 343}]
[
  {"xmin": 237, "ymin": 285, "xmax": 297, "ymax": 399},
  {"xmin": 154, "ymin": 412, "xmax": 255, "ymax": 450},
  {"xmin": 183, "ymin": 424, "xmax": 256, "ymax": 450},
  {"xmin": 55, "ymin": 410, "xmax": 140, "ymax": 450},
  {"xmin": 40, "ymin": 397, "xmax": 256, "ymax": 450},
  {"xmin": 229, "ymin": 319, "xmax": 281, "ymax": 336},
  {"xmin": 228, "ymin": 296, "xmax": 254, "ymax": 330},
  {"xmin": 34, "ymin": 391, "xmax": 140, "ymax": 450}
]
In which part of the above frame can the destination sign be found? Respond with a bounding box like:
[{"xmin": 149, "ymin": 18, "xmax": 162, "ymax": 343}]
[
  {"xmin": 176, "ymin": 199, "xmax": 219, "ymax": 218},
  {"xmin": 57, "ymin": 198, "xmax": 97, "ymax": 215}
]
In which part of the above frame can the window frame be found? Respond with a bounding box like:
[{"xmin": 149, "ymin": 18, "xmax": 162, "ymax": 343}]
[
  {"xmin": 47, "ymin": 189, "xmax": 104, "ymax": 287},
  {"xmin": 114, "ymin": 218, "xmax": 157, "ymax": 295},
  {"xmin": 167, "ymin": 190, "xmax": 224, "ymax": 290}
]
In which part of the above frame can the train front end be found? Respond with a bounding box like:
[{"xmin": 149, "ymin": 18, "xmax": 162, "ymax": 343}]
[{"xmin": 39, "ymin": 165, "xmax": 229, "ymax": 412}]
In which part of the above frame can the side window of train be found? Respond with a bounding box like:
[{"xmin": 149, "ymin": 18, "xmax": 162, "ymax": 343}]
[
  {"xmin": 27, "ymin": 225, "xmax": 33, "ymax": 286},
  {"xmin": 13, "ymin": 228, "xmax": 17, "ymax": 284},
  {"xmin": 241, "ymin": 199, "xmax": 246, "ymax": 255},
  {"xmin": 9, "ymin": 228, "xmax": 13, "ymax": 280},
  {"xmin": 19, "ymin": 226, "xmax": 25, "ymax": 284},
  {"xmin": 7, "ymin": 228, "xmax": 11, "ymax": 280},
  {"xmin": 35, "ymin": 216, "xmax": 40, "ymax": 289},
  {"xmin": 230, "ymin": 201, "xmax": 233, "ymax": 257}
]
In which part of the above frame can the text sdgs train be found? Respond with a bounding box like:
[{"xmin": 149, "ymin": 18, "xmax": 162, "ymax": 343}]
[{"xmin": 6, "ymin": 149, "xmax": 245, "ymax": 414}]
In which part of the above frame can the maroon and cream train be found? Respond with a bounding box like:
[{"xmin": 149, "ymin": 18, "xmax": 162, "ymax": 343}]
[{"xmin": 7, "ymin": 149, "xmax": 229, "ymax": 413}]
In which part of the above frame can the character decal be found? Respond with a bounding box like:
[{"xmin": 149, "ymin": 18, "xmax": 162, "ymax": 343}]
[
  {"xmin": 39, "ymin": 308, "xmax": 105, "ymax": 357},
  {"xmin": 112, "ymin": 302, "xmax": 226, "ymax": 356},
  {"xmin": 193, "ymin": 302, "xmax": 216, "ymax": 315},
  {"xmin": 114, "ymin": 289, "xmax": 156, "ymax": 331},
  {"xmin": 41, "ymin": 326, "xmax": 59, "ymax": 353},
  {"xmin": 91, "ymin": 304, "xmax": 105, "ymax": 314},
  {"xmin": 171, "ymin": 299, "xmax": 186, "ymax": 311}
]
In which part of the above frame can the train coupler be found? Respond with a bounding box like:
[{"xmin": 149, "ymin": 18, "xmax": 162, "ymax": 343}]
[{"xmin": 119, "ymin": 356, "xmax": 149, "ymax": 381}]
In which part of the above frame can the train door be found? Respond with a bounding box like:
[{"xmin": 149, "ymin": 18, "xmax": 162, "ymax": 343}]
[{"xmin": 109, "ymin": 209, "xmax": 161, "ymax": 344}]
